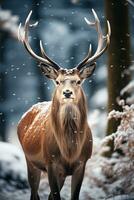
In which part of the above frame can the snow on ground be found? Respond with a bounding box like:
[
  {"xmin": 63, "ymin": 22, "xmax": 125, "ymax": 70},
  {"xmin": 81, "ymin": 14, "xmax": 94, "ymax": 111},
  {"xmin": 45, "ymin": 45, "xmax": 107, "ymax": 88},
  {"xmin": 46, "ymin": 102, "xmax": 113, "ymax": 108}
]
[
  {"xmin": 0, "ymin": 131, "xmax": 134, "ymax": 200},
  {"xmin": 0, "ymin": 142, "xmax": 28, "ymax": 191}
]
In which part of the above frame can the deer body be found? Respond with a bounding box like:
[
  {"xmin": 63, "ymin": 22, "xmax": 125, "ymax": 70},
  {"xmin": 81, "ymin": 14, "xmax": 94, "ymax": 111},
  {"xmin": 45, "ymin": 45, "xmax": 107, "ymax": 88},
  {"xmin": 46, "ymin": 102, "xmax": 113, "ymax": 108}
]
[
  {"xmin": 18, "ymin": 75, "xmax": 92, "ymax": 200},
  {"xmin": 17, "ymin": 9, "xmax": 110, "ymax": 200},
  {"xmin": 18, "ymin": 98, "xmax": 92, "ymax": 169},
  {"xmin": 18, "ymin": 99, "xmax": 92, "ymax": 200}
]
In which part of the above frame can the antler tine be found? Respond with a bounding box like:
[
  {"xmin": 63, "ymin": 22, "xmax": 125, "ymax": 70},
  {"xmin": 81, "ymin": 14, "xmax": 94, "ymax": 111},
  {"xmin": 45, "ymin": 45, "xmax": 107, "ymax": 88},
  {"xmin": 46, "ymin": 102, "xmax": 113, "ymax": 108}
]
[
  {"xmin": 91, "ymin": 9, "xmax": 104, "ymax": 56},
  {"xmin": 107, "ymin": 20, "xmax": 111, "ymax": 38},
  {"xmin": 23, "ymin": 11, "xmax": 50, "ymax": 63},
  {"xmin": 77, "ymin": 44, "xmax": 92, "ymax": 70},
  {"xmin": 39, "ymin": 40, "xmax": 60, "ymax": 70},
  {"xmin": 18, "ymin": 11, "xmax": 60, "ymax": 70},
  {"xmin": 18, "ymin": 23, "xmax": 23, "ymax": 42},
  {"xmin": 77, "ymin": 9, "xmax": 111, "ymax": 70},
  {"xmin": 91, "ymin": 20, "xmax": 111, "ymax": 60},
  {"xmin": 77, "ymin": 9, "xmax": 103, "ymax": 70}
]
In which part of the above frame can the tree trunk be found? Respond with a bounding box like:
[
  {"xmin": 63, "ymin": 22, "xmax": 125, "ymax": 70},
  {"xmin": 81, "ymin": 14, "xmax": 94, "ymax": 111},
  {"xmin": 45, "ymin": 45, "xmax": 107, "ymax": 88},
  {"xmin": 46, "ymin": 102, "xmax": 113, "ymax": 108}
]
[
  {"xmin": 105, "ymin": 0, "xmax": 131, "ymax": 135},
  {"xmin": 0, "ymin": 32, "xmax": 7, "ymax": 141}
]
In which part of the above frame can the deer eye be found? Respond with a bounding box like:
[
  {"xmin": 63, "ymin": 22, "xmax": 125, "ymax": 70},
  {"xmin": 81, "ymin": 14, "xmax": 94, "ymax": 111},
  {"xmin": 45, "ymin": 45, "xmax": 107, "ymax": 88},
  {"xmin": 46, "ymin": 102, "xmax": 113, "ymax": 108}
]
[
  {"xmin": 77, "ymin": 80, "xmax": 81, "ymax": 85},
  {"xmin": 56, "ymin": 81, "xmax": 60, "ymax": 85},
  {"xmin": 60, "ymin": 80, "xmax": 64, "ymax": 84},
  {"xmin": 71, "ymin": 80, "xmax": 76, "ymax": 84}
]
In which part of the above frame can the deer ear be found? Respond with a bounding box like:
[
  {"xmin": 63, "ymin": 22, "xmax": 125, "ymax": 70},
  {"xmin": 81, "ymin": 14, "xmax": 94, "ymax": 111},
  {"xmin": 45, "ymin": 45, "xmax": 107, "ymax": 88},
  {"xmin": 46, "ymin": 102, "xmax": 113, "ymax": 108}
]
[
  {"xmin": 79, "ymin": 62, "xmax": 96, "ymax": 79},
  {"xmin": 40, "ymin": 63, "xmax": 58, "ymax": 80}
]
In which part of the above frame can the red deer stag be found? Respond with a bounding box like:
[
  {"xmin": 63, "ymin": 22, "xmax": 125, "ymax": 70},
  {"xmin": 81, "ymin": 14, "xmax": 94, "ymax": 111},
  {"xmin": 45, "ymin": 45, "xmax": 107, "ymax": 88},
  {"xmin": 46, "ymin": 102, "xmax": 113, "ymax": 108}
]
[{"xmin": 17, "ymin": 9, "xmax": 110, "ymax": 200}]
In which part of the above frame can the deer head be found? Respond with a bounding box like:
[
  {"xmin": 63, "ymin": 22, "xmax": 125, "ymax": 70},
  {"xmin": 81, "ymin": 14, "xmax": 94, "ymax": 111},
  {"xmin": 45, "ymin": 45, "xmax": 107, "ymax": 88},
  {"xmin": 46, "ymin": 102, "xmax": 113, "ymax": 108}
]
[{"xmin": 18, "ymin": 9, "xmax": 111, "ymax": 105}]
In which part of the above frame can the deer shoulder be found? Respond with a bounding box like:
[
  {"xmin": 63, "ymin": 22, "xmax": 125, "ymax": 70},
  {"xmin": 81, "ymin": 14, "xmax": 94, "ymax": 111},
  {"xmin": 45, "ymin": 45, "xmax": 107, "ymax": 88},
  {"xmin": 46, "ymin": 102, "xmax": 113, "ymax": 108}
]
[{"xmin": 17, "ymin": 102, "xmax": 51, "ymax": 156}]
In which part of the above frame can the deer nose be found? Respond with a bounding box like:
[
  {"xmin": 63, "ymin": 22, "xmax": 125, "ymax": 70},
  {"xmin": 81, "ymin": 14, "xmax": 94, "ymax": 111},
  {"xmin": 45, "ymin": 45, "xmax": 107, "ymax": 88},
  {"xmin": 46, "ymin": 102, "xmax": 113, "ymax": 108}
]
[{"xmin": 63, "ymin": 90, "xmax": 73, "ymax": 98}]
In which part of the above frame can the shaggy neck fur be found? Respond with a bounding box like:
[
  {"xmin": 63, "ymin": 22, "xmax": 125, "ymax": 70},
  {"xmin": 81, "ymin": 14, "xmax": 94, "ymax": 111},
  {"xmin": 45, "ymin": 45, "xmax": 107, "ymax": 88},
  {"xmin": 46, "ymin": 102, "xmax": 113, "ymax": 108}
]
[{"xmin": 50, "ymin": 91, "xmax": 88, "ymax": 163}]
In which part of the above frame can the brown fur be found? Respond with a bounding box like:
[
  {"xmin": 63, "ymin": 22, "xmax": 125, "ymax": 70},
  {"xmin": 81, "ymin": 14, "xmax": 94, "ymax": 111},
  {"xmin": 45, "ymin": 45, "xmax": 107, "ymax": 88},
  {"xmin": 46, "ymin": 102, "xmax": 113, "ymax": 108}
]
[
  {"xmin": 17, "ymin": 71, "xmax": 93, "ymax": 200},
  {"xmin": 18, "ymin": 88, "xmax": 92, "ymax": 163}
]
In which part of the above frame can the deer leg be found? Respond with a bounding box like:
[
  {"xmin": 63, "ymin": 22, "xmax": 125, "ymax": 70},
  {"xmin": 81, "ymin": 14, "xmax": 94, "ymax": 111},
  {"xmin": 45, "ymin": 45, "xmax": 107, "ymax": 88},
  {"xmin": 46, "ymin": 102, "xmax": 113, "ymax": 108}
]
[
  {"xmin": 48, "ymin": 175, "xmax": 65, "ymax": 200},
  {"xmin": 47, "ymin": 164, "xmax": 65, "ymax": 200},
  {"xmin": 71, "ymin": 162, "xmax": 86, "ymax": 200},
  {"xmin": 26, "ymin": 159, "xmax": 41, "ymax": 200}
]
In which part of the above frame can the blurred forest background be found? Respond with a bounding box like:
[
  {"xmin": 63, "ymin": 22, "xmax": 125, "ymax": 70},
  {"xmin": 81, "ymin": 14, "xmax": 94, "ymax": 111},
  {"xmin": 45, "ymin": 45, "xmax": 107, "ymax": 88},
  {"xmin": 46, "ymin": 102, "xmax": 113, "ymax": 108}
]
[
  {"xmin": 0, "ymin": 0, "xmax": 133, "ymax": 141},
  {"xmin": 0, "ymin": 0, "xmax": 134, "ymax": 200},
  {"xmin": 0, "ymin": 0, "xmax": 108, "ymax": 143}
]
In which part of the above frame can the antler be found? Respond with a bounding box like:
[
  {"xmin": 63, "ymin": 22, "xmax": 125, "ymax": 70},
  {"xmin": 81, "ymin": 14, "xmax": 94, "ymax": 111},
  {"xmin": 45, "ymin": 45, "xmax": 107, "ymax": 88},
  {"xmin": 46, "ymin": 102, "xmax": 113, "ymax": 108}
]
[
  {"xmin": 77, "ymin": 9, "xmax": 111, "ymax": 70},
  {"xmin": 18, "ymin": 10, "xmax": 60, "ymax": 71}
]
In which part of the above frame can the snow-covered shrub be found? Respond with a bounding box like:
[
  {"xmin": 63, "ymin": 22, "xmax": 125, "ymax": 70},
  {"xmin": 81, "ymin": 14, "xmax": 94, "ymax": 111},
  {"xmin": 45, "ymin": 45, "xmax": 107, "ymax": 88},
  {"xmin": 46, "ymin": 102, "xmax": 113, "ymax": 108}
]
[
  {"xmin": 108, "ymin": 100, "xmax": 134, "ymax": 131},
  {"xmin": 100, "ymin": 100, "xmax": 134, "ymax": 156},
  {"xmin": 120, "ymin": 65, "xmax": 134, "ymax": 104},
  {"xmin": 107, "ymin": 100, "xmax": 134, "ymax": 160},
  {"xmin": 93, "ymin": 100, "xmax": 134, "ymax": 197}
]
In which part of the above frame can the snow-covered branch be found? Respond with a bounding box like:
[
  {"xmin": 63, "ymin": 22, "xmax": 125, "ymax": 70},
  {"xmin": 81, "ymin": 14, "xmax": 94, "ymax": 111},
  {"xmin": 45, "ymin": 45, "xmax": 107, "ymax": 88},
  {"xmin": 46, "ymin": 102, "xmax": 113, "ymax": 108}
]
[
  {"xmin": 0, "ymin": 7, "xmax": 21, "ymax": 39},
  {"xmin": 120, "ymin": 65, "xmax": 134, "ymax": 104},
  {"xmin": 108, "ymin": 100, "xmax": 134, "ymax": 131}
]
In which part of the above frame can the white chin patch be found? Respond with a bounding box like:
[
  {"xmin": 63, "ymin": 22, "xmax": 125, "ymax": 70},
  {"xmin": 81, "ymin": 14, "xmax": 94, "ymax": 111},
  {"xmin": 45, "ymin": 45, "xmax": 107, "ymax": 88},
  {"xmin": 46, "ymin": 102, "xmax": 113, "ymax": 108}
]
[{"xmin": 63, "ymin": 98, "xmax": 74, "ymax": 103}]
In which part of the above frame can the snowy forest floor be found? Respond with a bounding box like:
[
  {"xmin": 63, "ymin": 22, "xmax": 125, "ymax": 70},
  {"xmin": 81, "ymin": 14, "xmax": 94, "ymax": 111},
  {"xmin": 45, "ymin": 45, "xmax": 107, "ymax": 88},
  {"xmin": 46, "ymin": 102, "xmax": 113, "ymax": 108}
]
[{"xmin": 0, "ymin": 131, "xmax": 134, "ymax": 200}]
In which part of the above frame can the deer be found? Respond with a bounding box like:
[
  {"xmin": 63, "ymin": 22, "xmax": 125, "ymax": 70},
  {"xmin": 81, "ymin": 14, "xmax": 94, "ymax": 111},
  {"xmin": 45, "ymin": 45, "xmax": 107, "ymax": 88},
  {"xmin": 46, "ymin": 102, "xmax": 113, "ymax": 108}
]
[{"xmin": 17, "ymin": 9, "xmax": 111, "ymax": 200}]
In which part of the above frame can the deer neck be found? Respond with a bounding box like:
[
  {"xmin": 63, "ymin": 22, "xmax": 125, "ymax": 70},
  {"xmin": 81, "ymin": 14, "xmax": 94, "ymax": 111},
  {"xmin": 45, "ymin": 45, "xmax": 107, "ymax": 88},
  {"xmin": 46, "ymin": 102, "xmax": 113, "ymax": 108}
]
[{"xmin": 50, "ymin": 95, "xmax": 87, "ymax": 163}]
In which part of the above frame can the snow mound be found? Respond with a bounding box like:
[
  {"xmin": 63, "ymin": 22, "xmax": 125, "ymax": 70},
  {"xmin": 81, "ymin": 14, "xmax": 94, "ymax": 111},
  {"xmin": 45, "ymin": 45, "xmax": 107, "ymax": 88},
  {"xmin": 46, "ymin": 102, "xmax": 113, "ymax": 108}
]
[{"xmin": 0, "ymin": 142, "xmax": 28, "ymax": 191}]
